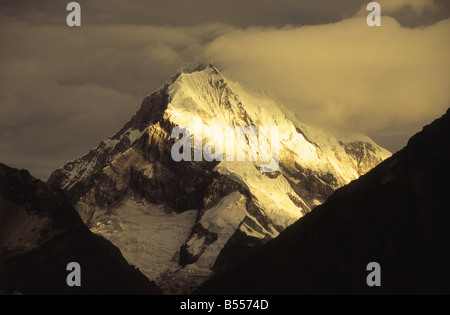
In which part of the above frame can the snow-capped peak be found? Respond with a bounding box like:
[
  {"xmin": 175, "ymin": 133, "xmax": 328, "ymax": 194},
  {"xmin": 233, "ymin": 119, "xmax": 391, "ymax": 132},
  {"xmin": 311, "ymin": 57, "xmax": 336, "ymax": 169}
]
[{"xmin": 48, "ymin": 64, "xmax": 391, "ymax": 294}]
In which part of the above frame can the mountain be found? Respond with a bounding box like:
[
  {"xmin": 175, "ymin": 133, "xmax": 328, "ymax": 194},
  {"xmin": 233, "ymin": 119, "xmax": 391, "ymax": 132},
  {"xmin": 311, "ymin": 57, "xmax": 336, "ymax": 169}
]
[
  {"xmin": 196, "ymin": 109, "xmax": 450, "ymax": 295},
  {"xmin": 0, "ymin": 163, "xmax": 161, "ymax": 295},
  {"xmin": 48, "ymin": 64, "xmax": 391, "ymax": 293}
]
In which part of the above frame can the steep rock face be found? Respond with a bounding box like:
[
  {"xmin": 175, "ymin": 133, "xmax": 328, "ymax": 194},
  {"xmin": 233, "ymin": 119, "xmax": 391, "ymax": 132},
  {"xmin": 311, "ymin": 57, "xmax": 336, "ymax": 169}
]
[
  {"xmin": 0, "ymin": 164, "xmax": 161, "ymax": 295},
  {"xmin": 48, "ymin": 64, "xmax": 391, "ymax": 293},
  {"xmin": 196, "ymin": 109, "xmax": 450, "ymax": 295},
  {"xmin": 48, "ymin": 86, "xmax": 171, "ymax": 205}
]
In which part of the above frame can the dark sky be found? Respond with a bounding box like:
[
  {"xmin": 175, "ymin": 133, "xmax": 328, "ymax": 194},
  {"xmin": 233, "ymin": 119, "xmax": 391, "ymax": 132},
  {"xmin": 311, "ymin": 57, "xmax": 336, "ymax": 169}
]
[
  {"xmin": 1, "ymin": 0, "xmax": 449, "ymax": 180},
  {"xmin": 2, "ymin": 0, "xmax": 450, "ymax": 27}
]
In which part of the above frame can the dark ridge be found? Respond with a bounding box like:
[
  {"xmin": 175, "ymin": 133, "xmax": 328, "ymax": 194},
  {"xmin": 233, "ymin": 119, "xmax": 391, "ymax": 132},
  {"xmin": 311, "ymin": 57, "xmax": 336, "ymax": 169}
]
[
  {"xmin": 0, "ymin": 163, "xmax": 161, "ymax": 295},
  {"xmin": 196, "ymin": 109, "xmax": 450, "ymax": 295}
]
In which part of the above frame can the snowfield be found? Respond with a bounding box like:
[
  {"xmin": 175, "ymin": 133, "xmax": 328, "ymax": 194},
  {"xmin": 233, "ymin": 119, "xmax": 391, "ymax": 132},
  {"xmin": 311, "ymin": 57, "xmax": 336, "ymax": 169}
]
[{"xmin": 91, "ymin": 199, "xmax": 198, "ymax": 285}]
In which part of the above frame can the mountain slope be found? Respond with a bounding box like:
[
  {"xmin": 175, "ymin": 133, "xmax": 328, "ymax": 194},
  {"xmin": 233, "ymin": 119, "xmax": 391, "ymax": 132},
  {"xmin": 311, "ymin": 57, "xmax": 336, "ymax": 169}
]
[
  {"xmin": 48, "ymin": 64, "xmax": 391, "ymax": 293},
  {"xmin": 196, "ymin": 109, "xmax": 450, "ymax": 295},
  {"xmin": 0, "ymin": 163, "xmax": 161, "ymax": 295}
]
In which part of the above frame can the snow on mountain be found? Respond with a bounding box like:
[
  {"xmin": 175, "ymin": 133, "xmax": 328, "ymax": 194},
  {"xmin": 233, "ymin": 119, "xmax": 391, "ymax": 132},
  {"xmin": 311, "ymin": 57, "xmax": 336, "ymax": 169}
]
[
  {"xmin": 90, "ymin": 198, "xmax": 198, "ymax": 284},
  {"xmin": 196, "ymin": 109, "xmax": 450, "ymax": 295},
  {"xmin": 48, "ymin": 64, "xmax": 391, "ymax": 293}
]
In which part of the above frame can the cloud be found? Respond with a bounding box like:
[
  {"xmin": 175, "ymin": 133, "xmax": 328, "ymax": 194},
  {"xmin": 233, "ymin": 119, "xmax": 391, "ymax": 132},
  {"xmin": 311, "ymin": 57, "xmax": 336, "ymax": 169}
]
[
  {"xmin": 356, "ymin": 0, "xmax": 448, "ymax": 26},
  {"xmin": 0, "ymin": 18, "xmax": 237, "ymax": 179},
  {"xmin": 0, "ymin": 6, "xmax": 449, "ymax": 179},
  {"xmin": 0, "ymin": 0, "xmax": 364, "ymax": 27},
  {"xmin": 204, "ymin": 17, "xmax": 450, "ymax": 135},
  {"xmin": 378, "ymin": 0, "xmax": 437, "ymax": 14},
  {"xmin": 1, "ymin": 0, "xmax": 447, "ymax": 28}
]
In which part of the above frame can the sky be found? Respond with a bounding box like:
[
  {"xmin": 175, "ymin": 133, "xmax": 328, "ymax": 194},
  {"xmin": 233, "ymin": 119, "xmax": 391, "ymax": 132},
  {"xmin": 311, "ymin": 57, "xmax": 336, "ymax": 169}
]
[{"xmin": 0, "ymin": 0, "xmax": 449, "ymax": 180}]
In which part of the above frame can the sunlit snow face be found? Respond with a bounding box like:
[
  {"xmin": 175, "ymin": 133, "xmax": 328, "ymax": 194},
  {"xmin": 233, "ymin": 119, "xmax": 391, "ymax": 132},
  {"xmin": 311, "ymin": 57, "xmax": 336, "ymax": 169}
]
[{"xmin": 169, "ymin": 118, "xmax": 280, "ymax": 172}]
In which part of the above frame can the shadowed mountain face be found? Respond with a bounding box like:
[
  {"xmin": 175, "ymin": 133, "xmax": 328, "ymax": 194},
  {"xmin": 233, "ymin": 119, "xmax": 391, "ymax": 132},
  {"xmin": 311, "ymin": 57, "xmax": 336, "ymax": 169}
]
[
  {"xmin": 0, "ymin": 164, "xmax": 161, "ymax": 295},
  {"xmin": 196, "ymin": 109, "xmax": 450, "ymax": 295}
]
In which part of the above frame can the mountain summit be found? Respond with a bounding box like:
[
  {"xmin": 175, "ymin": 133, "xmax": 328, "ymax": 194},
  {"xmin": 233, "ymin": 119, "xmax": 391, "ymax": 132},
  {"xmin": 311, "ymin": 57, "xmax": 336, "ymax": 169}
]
[{"xmin": 48, "ymin": 64, "xmax": 390, "ymax": 293}]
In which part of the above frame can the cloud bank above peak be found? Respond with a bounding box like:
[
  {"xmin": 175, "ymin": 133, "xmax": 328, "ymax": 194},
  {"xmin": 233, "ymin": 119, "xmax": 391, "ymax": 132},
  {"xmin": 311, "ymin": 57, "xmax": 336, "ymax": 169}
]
[{"xmin": 205, "ymin": 17, "xmax": 450, "ymax": 134}]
